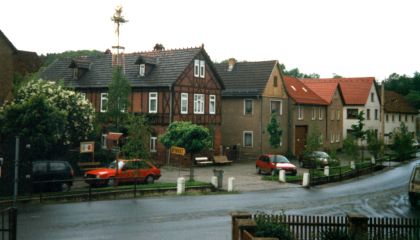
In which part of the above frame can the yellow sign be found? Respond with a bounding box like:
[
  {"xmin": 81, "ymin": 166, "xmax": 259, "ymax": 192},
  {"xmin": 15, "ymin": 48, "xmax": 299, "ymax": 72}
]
[
  {"xmin": 80, "ymin": 141, "xmax": 95, "ymax": 153},
  {"xmin": 171, "ymin": 146, "xmax": 186, "ymax": 156}
]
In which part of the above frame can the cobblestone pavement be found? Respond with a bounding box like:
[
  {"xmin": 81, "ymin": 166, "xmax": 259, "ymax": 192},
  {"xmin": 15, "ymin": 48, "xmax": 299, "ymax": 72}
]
[{"xmin": 159, "ymin": 160, "xmax": 305, "ymax": 192}]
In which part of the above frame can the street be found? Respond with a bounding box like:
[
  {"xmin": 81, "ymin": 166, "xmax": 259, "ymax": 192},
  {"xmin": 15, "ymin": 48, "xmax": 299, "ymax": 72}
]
[{"xmin": 17, "ymin": 159, "xmax": 420, "ymax": 240}]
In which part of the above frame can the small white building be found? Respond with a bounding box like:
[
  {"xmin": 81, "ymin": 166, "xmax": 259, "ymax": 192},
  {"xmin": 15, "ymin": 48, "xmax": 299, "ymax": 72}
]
[{"xmin": 383, "ymin": 91, "xmax": 417, "ymax": 144}]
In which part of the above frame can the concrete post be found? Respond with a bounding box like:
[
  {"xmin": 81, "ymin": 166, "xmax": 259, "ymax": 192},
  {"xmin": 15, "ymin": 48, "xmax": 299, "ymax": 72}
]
[
  {"xmin": 228, "ymin": 177, "xmax": 235, "ymax": 192},
  {"xmin": 324, "ymin": 166, "xmax": 330, "ymax": 176},
  {"xmin": 177, "ymin": 177, "xmax": 185, "ymax": 195},
  {"xmin": 302, "ymin": 172, "xmax": 310, "ymax": 187},
  {"xmin": 279, "ymin": 169, "xmax": 286, "ymax": 182},
  {"xmin": 231, "ymin": 211, "xmax": 252, "ymax": 240},
  {"xmin": 347, "ymin": 213, "xmax": 368, "ymax": 240},
  {"xmin": 350, "ymin": 160, "xmax": 356, "ymax": 169},
  {"xmin": 211, "ymin": 176, "xmax": 218, "ymax": 188}
]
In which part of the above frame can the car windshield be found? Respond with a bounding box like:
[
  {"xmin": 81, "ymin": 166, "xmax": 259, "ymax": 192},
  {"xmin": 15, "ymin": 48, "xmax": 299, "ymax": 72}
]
[
  {"xmin": 270, "ymin": 155, "xmax": 289, "ymax": 163},
  {"xmin": 413, "ymin": 168, "xmax": 420, "ymax": 183},
  {"xmin": 108, "ymin": 161, "xmax": 124, "ymax": 169},
  {"xmin": 313, "ymin": 151, "xmax": 329, "ymax": 158}
]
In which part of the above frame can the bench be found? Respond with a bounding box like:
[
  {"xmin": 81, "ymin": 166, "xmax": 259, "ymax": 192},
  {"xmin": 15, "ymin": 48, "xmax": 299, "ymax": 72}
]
[
  {"xmin": 214, "ymin": 155, "xmax": 233, "ymax": 165},
  {"xmin": 78, "ymin": 162, "xmax": 101, "ymax": 172},
  {"xmin": 195, "ymin": 157, "xmax": 213, "ymax": 166}
]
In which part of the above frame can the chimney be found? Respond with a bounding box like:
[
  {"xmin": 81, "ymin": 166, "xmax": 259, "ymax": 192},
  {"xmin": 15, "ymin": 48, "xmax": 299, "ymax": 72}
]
[{"xmin": 227, "ymin": 58, "xmax": 236, "ymax": 71}]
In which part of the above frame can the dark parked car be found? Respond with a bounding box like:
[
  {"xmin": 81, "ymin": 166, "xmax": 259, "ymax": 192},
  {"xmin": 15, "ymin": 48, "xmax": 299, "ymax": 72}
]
[
  {"xmin": 31, "ymin": 161, "xmax": 74, "ymax": 192},
  {"xmin": 409, "ymin": 163, "xmax": 420, "ymax": 207},
  {"xmin": 256, "ymin": 154, "xmax": 297, "ymax": 176},
  {"xmin": 298, "ymin": 151, "xmax": 335, "ymax": 169}
]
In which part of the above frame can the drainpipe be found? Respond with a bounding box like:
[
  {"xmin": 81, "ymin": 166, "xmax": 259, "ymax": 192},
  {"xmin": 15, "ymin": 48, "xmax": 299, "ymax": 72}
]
[
  {"xmin": 260, "ymin": 95, "xmax": 263, "ymax": 155},
  {"xmin": 167, "ymin": 85, "xmax": 173, "ymax": 165},
  {"xmin": 287, "ymin": 100, "xmax": 293, "ymax": 157},
  {"xmin": 325, "ymin": 105, "xmax": 328, "ymax": 150}
]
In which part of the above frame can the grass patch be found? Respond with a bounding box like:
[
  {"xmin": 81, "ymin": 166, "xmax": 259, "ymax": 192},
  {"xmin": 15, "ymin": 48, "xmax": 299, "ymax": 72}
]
[{"xmin": 261, "ymin": 175, "xmax": 303, "ymax": 182}]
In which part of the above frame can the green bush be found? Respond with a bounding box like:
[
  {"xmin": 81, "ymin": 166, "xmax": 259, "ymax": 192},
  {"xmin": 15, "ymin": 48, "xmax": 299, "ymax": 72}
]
[
  {"xmin": 254, "ymin": 217, "xmax": 294, "ymax": 240},
  {"xmin": 320, "ymin": 228, "xmax": 352, "ymax": 240}
]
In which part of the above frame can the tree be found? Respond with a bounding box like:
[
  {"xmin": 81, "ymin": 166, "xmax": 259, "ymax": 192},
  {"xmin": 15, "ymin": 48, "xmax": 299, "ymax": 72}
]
[
  {"xmin": 366, "ymin": 129, "xmax": 383, "ymax": 159},
  {"xmin": 121, "ymin": 115, "xmax": 151, "ymax": 159},
  {"xmin": 350, "ymin": 111, "xmax": 366, "ymax": 160},
  {"xmin": 343, "ymin": 135, "xmax": 359, "ymax": 160},
  {"xmin": 304, "ymin": 126, "xmax": 322, "ymax": 154},
  {"xmin": 280, "ymin": 64, "xmax": 320, "ymax": 79},
  {"xmin": 160, "ymin": 121, "xmax": 211, "ymax": 181},
  {"xmin": 267, "ymin": 113, "xmax": 283, "ymax": 149},
  {"xmin": 107, "ymin": 66, "xmax": 131, "ymax": 130},
  {"xmin": 391, "ymin": 122, "xmax": 415, "ymax": 161}
]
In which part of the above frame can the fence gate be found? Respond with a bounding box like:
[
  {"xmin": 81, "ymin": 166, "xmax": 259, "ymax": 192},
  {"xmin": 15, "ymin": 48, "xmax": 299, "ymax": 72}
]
[{"xmin": 0, "ymin": 208, "xmax": 17, "ymax": 240}]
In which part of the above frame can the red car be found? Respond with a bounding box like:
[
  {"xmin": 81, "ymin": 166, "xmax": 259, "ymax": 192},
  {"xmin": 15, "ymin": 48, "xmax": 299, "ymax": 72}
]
[
  {"xmin": 256, "ymin": 154, "xmax": 297, "ymax": 176},
  {"xmin": 84, "ymin": 159, "xmax": 161, "ymax": 187}
]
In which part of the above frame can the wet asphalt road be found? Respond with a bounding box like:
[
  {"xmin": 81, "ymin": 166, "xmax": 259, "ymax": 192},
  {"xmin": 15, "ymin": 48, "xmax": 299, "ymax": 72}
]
[{"xmin": 17, "ymin": 159, "xmax": 420, "ymax": 240}]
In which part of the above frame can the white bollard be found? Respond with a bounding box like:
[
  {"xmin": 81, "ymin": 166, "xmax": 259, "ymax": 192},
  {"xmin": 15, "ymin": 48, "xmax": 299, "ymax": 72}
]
[
  {"xmin": 279, "ymin": 170, "xmax": 286, "ymax": 182},
  {"xmin": 371, "ymin": 156, "xmax": 376, "ymax": 164},
  {"xmin": 177, "ymin": 177, "xmax": 185, "ymax": 195},
  {"xmin": 324, "ymin": 166, "xmax": 330, "ymax": 176},
  {"xmin": 302, "ymin": 172, "xmax": 310, "ymax": 187},
  {"xmin": 211, "ymin": 176, "xmax": 218, "ymax": 188},
  {"xmin": 350, "ymin": 161, "xmax": 356, "ymax": 169},
  {"xmin": 228, "ymin": 177, "xmax": 235, "ymax": 192}
]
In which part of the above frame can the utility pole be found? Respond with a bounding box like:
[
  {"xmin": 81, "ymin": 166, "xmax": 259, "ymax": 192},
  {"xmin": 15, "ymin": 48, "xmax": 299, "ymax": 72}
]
[
  {"xmin": 111, "ymin": 5, "xmax": 128, "ymax": 66},
  {"xmin": 13, "ymin": 136, "xmax": 19, "ymax": 206},
  {"xmin": 380, "ymin": 83, "xmax": 385, "ymax": 156}
]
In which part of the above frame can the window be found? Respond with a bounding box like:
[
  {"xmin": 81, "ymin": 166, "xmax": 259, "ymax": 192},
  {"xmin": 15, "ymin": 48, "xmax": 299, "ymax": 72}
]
[
  {"xmin": 298, "ymin": 105, "xmax": 304, "ymax": 120},
  {"xmin": 273, "ymin": 76, "xmax": 278, "ymax": 87},
  {"xmin": 243, "ymin": 131, "xmax": 253, "ymax": 147},
  {"xmin": 150, "ymin": 136, "xmax": 157, "ymax": 152},
  {"xmin": 337, "ymin": 109, "xmax": 340, "ymax": 120},
  {"xmin": 194, "ymin": 94, "xmax": 205, "ymax": 114},
  {"xmin": 366, "ymin": 109, "xmax": 371, "ymax": 120},
  {"xmin": 386, "ymin": 114, "xmax": 389, "ymax": 122},
  {"xmin": 199, "ymin": 60, "xmax": 205, "ymax": 78},
  {"xmin": 331, "ymin": 132, "xmax": 334, "ymax": 143},
  {"xmin": 399, "ymin": 114, "xmax": 401, "ymax": 122},
  {"xmin": 100, "ymin": 93, "xmax": 108, "ymax": 112},
  {"xmin": 413, "ymin": 115, "xmax": 415, "ymax": 122},
  {"xmin": 209, "ymin": 95, "xmax": 216, "ymax": 114},
  {"xmin": 392, "ymin": 114, "xmax": 395, "ymax": 122},
  {"xmin": 244, "ymin": 99, "xmax": 253, "ymax": 115},
  {"xmin": 331, "ymin": 110, "xmax": 335, "ymax": 120},
  {"xmin": 181, "ymin": 93, "xmax": 188, "ymax": 114},
  {"xmin": 312, "ymin": 107, "xmax": 316, "ymax": 120},
  {"xmin": 319, "ymin": 134, "xmax": 323, "ymax": 144},
  {"xmin": 318, "ymin": 107, "xmax": 323, "ymax": 120},
  {"xmin": 149, "ymin": 92, "xmax": 158, "ymax": 113},
  {"xmin": 101, "ymin": 134, "xmax": 107, "ymax": 149},
  {"xmin": 50, "ymin": 162, "xmax": 66, "ymax": 171},
  {"xmin": 336, "ymin": 133, "xmax": 340, "ymax": 143},
  {"xmin": 347, "ymin": 109, "xmax": 358, "ymax": 119},
  {"xmin": 270, "ymin": 100, "xmax": 282, "ymax": 115},
  {"xmin": 194, "ymin": 60, "xmax": 200, "ymax": 77},
  {"xmin": 375, "ymin": 109, "xmax": 378, "ymax": 120},
  {"xmin": 371, "ymin": 92, "xmax": 374, "ymax": 102},
  {"xmin": 139, "ymin": 64, "xmax": 145, "ymax": 76},
  {"xmin": 405, "ymin": 114, "xmax": 408, "ymax": 122},
  {"xmin": 80, "ymin": 92, "xmax": 86, "ymax": 100}
]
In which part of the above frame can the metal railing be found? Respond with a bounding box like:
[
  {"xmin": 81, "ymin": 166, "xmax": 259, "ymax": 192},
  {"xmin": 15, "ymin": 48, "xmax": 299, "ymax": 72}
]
[{"xmin": 0, "ymin": 208, "xmax": 17, "ymax": 240}]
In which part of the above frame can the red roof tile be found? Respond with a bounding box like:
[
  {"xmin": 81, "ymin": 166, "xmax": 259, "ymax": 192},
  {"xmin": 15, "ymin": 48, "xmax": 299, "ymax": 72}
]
[
  {"xmin": 283, "ymin": 76, "xmax": 328, "ymax": 105},
  {"xmin": 384, "ymin": 91, "xmax": 418, "ymax": 114},
  {"xmin": 300, "ymin": 80, "xmax": 339, "ymax": 104}
]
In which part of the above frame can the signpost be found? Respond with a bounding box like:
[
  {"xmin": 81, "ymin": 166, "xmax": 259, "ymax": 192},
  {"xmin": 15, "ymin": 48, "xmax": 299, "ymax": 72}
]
[{"xmin": 80, "ymin": 141, "xmax": 95, "ymax": 161}]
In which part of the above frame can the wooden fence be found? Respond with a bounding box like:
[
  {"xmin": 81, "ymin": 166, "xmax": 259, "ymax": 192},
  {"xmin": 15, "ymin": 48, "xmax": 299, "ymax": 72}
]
[
  {"xmin": 250, "ymin": 214, "xmax": 420, "ymax": 240},
  {"xmin": 0, "ymin": 208, "xmax": 17, "ymax": 240}
]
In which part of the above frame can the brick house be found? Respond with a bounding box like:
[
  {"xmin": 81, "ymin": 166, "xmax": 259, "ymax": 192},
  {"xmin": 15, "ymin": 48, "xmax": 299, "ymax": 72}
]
[
  {"xmin": 0, "ymin": 30, "xmax": 41, "ymax": 105},
  {"xmin": 41, "ymin": 46, "xmax": 225, "ymax": 164},
  {"xmin": 215, "ymin": 59, "xmax": 289, "ymax": 161},
  {"xmin": 383, "ymin": 90, "xmax": 418, "ymax": 144}
]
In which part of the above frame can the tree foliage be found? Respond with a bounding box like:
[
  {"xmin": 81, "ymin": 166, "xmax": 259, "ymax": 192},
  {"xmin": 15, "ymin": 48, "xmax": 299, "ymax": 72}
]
[
  {"xmin": 366, "ymin": 129, "xmax": 382, "ymax": 159},
  {"xmin": 267, "ymin": 113, "xmax": 283, "ymax": 148},
  {"xmin": 280, "ymin": 64, "xmax": 320, "ymax": 79},
  {"xmin": 121, "ymin": 115, "xmax": 150, "ymax": 159},
  {"xmin": 383, "ymin": 71, "xmax": 420, "ymax": 108},
  {"xmin": 343, "ymin": 135, "xmax": 359, "ymax": 160},
  {"xmin": 304, "ymin": 126, "xmax": 322, "ymax": 154},
  {"xmin": 107, "ymin": 66, "xmax": 131, "ymax": 129},
  {"xmin": 39, "ymin": 50, "xmax": 103, "ymax": 67},
  {"xmin": 350, "ymin": 111, "xmax": 366, "ymax": 141},
  {"xmin": 391, "ymin": 122, "xmax": 415, "ymax": 161}
]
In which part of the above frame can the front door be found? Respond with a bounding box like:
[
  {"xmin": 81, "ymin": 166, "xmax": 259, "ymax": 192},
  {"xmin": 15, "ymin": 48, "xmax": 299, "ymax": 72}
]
[{"xmin": 295, "ymin": 126, "xmax": 308, "ymax": 157}]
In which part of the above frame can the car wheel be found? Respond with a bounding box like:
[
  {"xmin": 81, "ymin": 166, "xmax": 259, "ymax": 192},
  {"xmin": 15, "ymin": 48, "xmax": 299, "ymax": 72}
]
[
  {"xmin": 107, "ymin": 177, "xmax": 116, "ymax": 187},
  {"xmin": 256, "ymin": 167, "xmax": 261, "ymax": 174},
  {"xmin": 145, "ymin": 175, "xmax": 155, "ymax": 184},
  {"xmin": 60, "ymin": 182, "xmax": 71, "ymax": 192}
]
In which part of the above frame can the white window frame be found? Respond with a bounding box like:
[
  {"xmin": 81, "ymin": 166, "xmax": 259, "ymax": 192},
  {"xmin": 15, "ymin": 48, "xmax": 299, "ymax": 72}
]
[
  {"xmin": 199, "ymin": 60, "xmax": 205, "ymax": 78},
  {"xmin": 194, "ymin": 60, "xmax": 200, "ymax": 77},
  {"xmin": 243, "ymin": 131, "xmax": 253, "ymax": 148},
  {"xmin": 150, "ymin": 136, "xmax": 157, "ymax": 152},
  {"xmin": 180, "ymin": 93, "xmax": 188, "ymax": 114},
  {"xmin": 209, "ymin": 95, "xmax": 216, "ymax": 114},
  {"xmin": 194, "ymin": 94, "xmax": 205, "ymax": 114},
  {"xmin": 270, "ymin": 100, "xmax": 282, "ymax": 115},
  {"xmin": 331, "ymin": 132, "xmax": 334, "ymax": 143},
  {"xmin": 298, "ymin": 105, "xmax": 304, "ymax": 120},
  {"xmin": 318, "ymin": 107, "xmax": 323, "ymax": 120},
  {"xmin": 101, "ymin": 134, "xmax": 107, "ymax": 149},
  {"xmin": 311, "ymin": 107, "xmax": 316, "ymax": 120},
  {"xmin": 149, "ymin": 92, "xmax": 158, "ymax": 113},
  {"xmin": 336, "ymin": 133, "xmax": 340, "ymax": 143},
  {"xmin": 139, "ymin": 64, "xmax": 145, "ymax": 76},
  {"xmin": 244, "ymin": 99, "xmax": 253, "ymax": 115},
  {"xmin": 100, "ymin": 93, "xmax": 108, "ymax": 113},
  {"xmin": 80, "ymin": 92, "xmax": 86, "ymax": 100}
]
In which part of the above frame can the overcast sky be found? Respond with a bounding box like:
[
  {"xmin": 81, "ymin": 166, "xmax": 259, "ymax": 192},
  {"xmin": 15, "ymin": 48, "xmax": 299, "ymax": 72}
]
[{"xmin": 1, "ymin": 0, "xmax": 419, "ymax": 80}]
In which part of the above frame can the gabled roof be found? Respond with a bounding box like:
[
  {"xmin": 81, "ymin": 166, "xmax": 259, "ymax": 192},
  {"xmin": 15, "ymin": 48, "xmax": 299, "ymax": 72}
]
[
  {"xmin": 41, "ymin": 47, "xmax": 224, "ymax": 89},
  {"xmin": 300, "ymin": 79, "xmax": 339, "ymax": 104},
  {"xmin": 214, "ymin": 60, "xmax": 277, "ymax": 97},
  {"xmin": 283, "ymin": 76, "xmax": 328, "ymax": 105},
  {"xmin": 384, "ymin": 91, "xmax": 418, "ymax": 114},
  {"xmin": 0, "ymin": 30, "xmax": 18, "ymax": 52}
]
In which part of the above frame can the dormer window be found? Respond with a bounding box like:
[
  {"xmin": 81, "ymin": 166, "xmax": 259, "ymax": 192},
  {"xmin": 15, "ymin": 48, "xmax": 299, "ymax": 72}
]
[
  {"xmin": 194, "ymin": 59, "xmax": 205, "ymax": 78},
  {"xmin": 199, "ymin": 60, "xmax": 205, "ymax": 78},
  {"xmin": 139, "ymin": 64, "xmax": 145, "ymax": 76}
]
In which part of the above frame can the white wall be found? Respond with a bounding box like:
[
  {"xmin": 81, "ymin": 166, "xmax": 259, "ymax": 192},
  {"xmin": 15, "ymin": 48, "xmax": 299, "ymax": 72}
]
[{"xmin": 384, "ymin": 112, "xmax": 417, "ymax": 144}]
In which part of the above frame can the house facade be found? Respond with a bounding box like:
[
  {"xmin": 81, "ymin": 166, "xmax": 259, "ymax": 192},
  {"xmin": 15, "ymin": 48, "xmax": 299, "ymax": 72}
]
[
  {"xmin": 215, "ymin": 59, "xmax": 289, "ymax": 160},
  {"xmin": 0, "ymin": 30, "xmax": 41, "ymax": 105},
  {"xmin": 41, "ymin": 46, "xmax": 224, "ymax": 164},
  {"xmin": 384, "ymin": 90, "xmax": 417, "ymax": 144}
]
